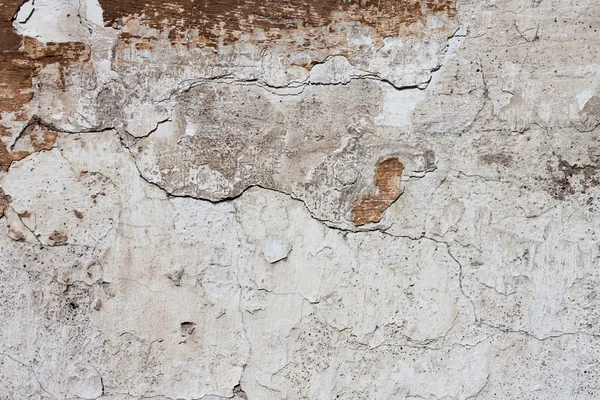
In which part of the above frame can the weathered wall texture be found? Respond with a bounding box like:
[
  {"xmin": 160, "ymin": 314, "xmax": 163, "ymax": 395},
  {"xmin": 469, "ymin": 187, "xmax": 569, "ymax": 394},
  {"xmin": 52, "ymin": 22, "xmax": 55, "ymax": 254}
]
[{"xmin": 1, "ymin": 0, "xmax": 600, "ymax": 398}]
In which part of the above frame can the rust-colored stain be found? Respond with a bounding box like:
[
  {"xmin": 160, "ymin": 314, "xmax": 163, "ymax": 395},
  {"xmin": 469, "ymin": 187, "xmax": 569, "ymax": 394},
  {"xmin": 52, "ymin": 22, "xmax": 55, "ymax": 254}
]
[
  {"xmin": 0, "ymin": 188, "xmax": 8, "ymax": 218},
  {"xmin": 101, "ymin": 0, "xmax": 456, "ymax": 48},
  {"xmin": 73, "ymin": 209, "xmax": 84, "ymax": 219},
  {"xmin": 62, "ymin": 270, "xmax": 72, "ymax": 283},
  {"xmin": 31, "ymin": 130, "xmax": 58, "ymax": 151},
  {"xmin": 0, "ymin": 125, "xmax": 58, "ymax": 171},
  {"xmin": 49, "ymin": 230, "xmax": 68, "ymax": 245},
  {"xmin": 1, "ymin": 1, "xmax": 89, "ymax": 135},
  {"xmin": 352, "ymin": 157, "xmax": 404, "ymax": 226},
  {"xmin": 0, "ymin": 143, "xmax": 29, "ymax": 172}
]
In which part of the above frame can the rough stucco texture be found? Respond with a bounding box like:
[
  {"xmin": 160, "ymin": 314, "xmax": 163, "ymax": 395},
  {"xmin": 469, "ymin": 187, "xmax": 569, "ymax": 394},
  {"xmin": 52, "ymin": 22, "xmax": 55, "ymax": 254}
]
[{"xmin": 1, "ymin": 0, "xmax": 600, "ymax": 398}]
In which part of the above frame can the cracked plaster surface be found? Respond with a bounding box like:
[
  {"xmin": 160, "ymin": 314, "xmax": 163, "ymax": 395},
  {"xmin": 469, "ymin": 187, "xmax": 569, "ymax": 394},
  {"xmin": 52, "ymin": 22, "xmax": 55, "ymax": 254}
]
[{"xmin": 1, "ymin": 0, "xmax": 600, "ymax": 399}]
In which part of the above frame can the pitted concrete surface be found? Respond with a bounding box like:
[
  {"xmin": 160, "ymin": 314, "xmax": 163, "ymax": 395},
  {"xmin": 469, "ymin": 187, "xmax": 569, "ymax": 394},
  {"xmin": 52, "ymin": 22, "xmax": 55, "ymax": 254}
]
[{"xmin": 1, "ymin": 0, "xmax": 600, "ymax": 398}]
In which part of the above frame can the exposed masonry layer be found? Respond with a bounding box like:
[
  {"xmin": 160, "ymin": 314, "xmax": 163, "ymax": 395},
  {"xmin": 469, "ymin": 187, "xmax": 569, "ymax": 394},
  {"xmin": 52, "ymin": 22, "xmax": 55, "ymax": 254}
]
[
  {"xmin": 100, "ymin": 0, "xmax": 456, "ymax": 81},
  {"xmin": 0, "ymin": 122, "xmax": 58, "ymax": 171},
  {"xmin": 1, "ymin": 0, "xmax": 90, "ymax": 136},
  {"xmin": 352, "ymin": 157, "xmax": 404, "ymax": 226},
  {"xmin": 2, "ymin": 0, "xmax": 600, "ymax": 399},
  {"xmin": 100, "ymin": 0, "xmax": 457, "ymax": 44}
]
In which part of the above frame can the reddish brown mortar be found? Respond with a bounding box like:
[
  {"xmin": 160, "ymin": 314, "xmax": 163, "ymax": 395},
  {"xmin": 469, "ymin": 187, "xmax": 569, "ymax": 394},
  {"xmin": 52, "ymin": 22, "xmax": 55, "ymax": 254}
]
[{"xmin": 352, "ymin": 157, "xmax": 404, "ymax": 226}]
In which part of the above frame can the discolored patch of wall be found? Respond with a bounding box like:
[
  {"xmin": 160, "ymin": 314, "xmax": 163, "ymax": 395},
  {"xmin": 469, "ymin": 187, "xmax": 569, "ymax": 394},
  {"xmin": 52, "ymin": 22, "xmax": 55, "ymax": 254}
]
[
  {"xmin": 0, "ymin": 122, "xmax": 58, "ymax": 171},
  {"xmin": 0, "ymin": 188, "xmax": 8, "ymax": 218},
  {"xmin": 352, "ymin": 157, "xmax": 404, "ymax": 226},
  {"xmin": 100, "ymin": 0, "xmax": 456, "ymax": 47},
  {"xmin": 0, "ymin": 1, "xmax": 89, "ymax": 138},
  {"xmin": 103, "ymin": 0, "xmax": 458, "ymax": 91}
]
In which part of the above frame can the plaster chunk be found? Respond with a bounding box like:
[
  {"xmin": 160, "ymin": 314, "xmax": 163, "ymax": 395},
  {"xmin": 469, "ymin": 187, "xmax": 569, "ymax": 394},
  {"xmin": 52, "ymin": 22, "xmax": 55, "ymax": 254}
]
[{"xmin": 261, "ymin": 235, "xmax": 292, "ymax": 264}]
